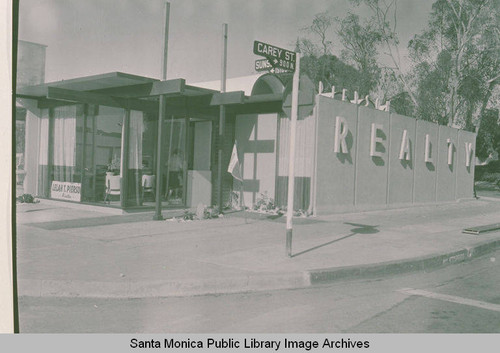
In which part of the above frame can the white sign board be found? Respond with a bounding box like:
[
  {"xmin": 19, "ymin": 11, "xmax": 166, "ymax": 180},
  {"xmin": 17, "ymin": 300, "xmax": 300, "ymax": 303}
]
[{"xmin": 51, "ymin": 181, "xmax": 81, "ymax": 202}]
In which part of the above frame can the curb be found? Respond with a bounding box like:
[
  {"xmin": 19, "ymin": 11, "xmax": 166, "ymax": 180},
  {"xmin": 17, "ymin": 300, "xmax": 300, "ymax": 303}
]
[
  {"xmin": 18, "ymin": 239, "xmax": 500, "ymax": 299},
  {"xmin": 308, "ymin": 238, "xmax": 500, "ymax": 284}
]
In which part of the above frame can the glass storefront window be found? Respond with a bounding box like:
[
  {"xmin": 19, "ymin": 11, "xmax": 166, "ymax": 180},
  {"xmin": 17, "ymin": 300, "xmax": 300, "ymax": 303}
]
[
  {"xmin": 163, "ymin": 117, "xmax": 187, "ymax": 206},
  {"xmin": 39, "ymin": 104, "xmax": 85, "ymax": 201},
  {"xmin": 91, "ymin": 106, "xmax": 124, "ymax": 204},
  {"xmin": 37, "ymin": 102, "xmax": 213, "ymax": 209}
]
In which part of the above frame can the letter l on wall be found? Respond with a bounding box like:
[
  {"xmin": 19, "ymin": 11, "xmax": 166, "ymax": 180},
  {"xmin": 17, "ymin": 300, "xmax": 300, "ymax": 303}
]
[
  {"xmin": 447, "ymin": 138, "xmax": 454, "ymax": 165},
  {"xmin": 399, "ymin": 129, "xmax": 410, "ymax": 160}
]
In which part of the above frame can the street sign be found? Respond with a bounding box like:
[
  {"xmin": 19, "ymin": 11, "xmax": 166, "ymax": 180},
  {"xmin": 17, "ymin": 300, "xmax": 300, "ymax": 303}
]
[
  {"xmin": 253, "ymin": 40, "xmax": 296, "ymax": 71},
  {"xmin": 255, "ymin": 59, "xmax": 291, "ymax": 73}
]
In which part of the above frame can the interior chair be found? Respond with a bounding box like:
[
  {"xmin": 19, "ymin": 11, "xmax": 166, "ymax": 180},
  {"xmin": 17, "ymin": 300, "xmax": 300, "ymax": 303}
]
[
  {"xmin": 142, "ymin": 174, "xmax": 156, "ymax": 202},
  {"xmin": 104, "ymin": 175, "xmax": 121, "ymax": 204}
]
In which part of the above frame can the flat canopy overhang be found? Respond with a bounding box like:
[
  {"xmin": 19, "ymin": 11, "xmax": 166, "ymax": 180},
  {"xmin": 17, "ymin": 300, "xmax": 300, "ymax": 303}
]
[{"xmin": 16, "ymin": 71, "xmax": 285, "ymax": 116}]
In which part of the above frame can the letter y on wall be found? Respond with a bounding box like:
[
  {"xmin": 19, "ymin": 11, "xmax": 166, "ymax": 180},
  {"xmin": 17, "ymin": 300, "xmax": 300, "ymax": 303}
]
[{"xmin": 465, "ymin": 142, "xmax": 473, "ymax": 167}]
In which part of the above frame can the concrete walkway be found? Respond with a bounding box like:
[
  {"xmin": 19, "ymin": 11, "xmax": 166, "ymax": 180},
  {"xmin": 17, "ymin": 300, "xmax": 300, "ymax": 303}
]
[{"xmin": 15, "ymin": 197, "xmax": 500, "ymax": 298}]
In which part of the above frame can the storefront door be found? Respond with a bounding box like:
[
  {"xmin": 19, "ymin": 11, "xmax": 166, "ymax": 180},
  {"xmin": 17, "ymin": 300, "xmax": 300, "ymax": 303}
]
[{"xmin": 162, "ymin": 117, "xmax": 188, "ymax": 206}]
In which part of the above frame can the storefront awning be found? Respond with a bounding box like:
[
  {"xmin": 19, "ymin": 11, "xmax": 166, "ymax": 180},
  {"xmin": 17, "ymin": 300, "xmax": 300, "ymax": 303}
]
[{"xmin": 16, "ymin": 71, "xmax": 287, "ymax": 116}]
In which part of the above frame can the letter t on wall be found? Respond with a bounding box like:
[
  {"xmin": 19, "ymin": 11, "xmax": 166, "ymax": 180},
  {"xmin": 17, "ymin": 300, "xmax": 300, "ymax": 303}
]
[
  {"xmin": 334, "ymin": 116, "xmax": 349, "ymax": 154},
  {"xmin": 424, "ymin": 134, "xmax": 433, "ymax": 163},
  {"xmin": 370, "ymin": 123, "xmax": 384, "ymax": 157},
  {"xmin": 399, "ymin": 129, "xmax": 410, "ymax": 161}
]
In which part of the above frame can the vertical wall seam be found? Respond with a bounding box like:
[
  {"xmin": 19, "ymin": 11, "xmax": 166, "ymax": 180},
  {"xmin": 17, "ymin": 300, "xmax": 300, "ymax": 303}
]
[
  {"xmin": 435, "ymin": 125, "xmax": 441, "ymax": 203},
  {"xmin": 412, "ymin": 120, "xmax": 418, "ymax": 204},
  {"xmin": 274, "ymin": 113, "xmax": 281, "ymax": 204},
  {"xmin": 453, "ymin": 129, "xmax": 458, "ymax": 199},
  {"xmin": 353, "ymin": 104, "xmax": 360, "ymax": 208},
  {"xmin": 455, "ymin": 130, "xmax": 460, "ymax": 200},
  {"xmin": 385, "ymin": 113, "xmax": 392, "ymax": 206},
  {"xmin": 311, "ymin": 95, "xmax": 321, "ymax": 216}
]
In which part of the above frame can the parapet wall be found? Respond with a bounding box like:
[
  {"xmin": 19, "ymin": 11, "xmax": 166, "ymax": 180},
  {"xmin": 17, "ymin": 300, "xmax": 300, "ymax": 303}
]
[{"xmin": 314, "ymin": 96, "xmax": 476, "ymax": 214}]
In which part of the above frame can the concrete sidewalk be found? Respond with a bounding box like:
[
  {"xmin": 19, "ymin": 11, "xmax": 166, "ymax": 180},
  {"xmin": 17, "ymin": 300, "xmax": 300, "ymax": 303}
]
[{"xmin": 15, "ymin": 198, "xmax": 500, "ymax": 298}]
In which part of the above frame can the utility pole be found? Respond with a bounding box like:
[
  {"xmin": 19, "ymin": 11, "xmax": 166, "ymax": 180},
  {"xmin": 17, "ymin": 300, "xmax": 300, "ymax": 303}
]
[
  {"xmin": 153, "ymin": 1, "xmax": 170, "ymax": 220},
  {"xmin": 286, "ymin": 53, "xmax": 301, "ymax": 257},
  {"xmin": 217, "ymin": 23, "xmax": 228, "ymax": 212}
]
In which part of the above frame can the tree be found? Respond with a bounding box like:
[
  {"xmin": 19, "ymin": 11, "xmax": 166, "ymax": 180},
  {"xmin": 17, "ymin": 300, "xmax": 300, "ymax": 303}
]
[
  {"xmin": 350, "ymin": 0, "xmax": 420, "ymax": 108},
  {"xmin": 408, "ymin": 0, "xmax": 500, "ymax": 128},
  {"xmin": 337, "ymin": 13, "xmax": 382, "ymax": 96},
  {"xmin": 476, "ymin": 109, "xmax": 500, "ymax": 162},
  {"xmin": 302, "ymin": 12, "xmax": 334, "ymax": 55},
  {"xmin": 297, "ymin": 11, "xmax": 378, "ymax": 97}
]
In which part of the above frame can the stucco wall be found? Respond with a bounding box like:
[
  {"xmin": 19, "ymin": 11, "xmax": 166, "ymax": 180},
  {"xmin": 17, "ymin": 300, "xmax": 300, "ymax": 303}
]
[
  {"xmin": 355, "ymin": 106, "xmax": 390, "ymax": 209},
  {"xmin": 413, "ymin": 120, "xmax": 439, "ymax": 204},
  {"xmin": 235, "ymin": 113, "xmax": 277, "ymax": 207},
  {"xmin": 436, "ymin": 125, "xmax": 459, "ymax": 202},
  {"xmin": 313, "ymin": 96, "xmax": 476, "ymax": 215},
  {"xmin": 315, "ymin": 97, "xmax": 358, "ymax": 213},
  {"xmin": 456, "ymin": 130, "xmax": 476, "ymax": 199},
  {"xmin": 387, "ymin": 113, "xmax": 416, "ymax": 206}
]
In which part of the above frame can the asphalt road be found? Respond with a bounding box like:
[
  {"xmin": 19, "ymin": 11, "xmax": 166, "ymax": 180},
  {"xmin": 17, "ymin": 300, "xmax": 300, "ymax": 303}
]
[{"xmin": 18, "ymin": 250, "xmax": 500, "ymax": 333}]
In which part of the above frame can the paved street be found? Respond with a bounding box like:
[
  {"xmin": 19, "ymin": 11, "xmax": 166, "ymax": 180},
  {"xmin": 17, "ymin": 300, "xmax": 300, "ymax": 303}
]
[{"xmin": 18, "ymin": 249, "xmax": 500, "ymax": 333}]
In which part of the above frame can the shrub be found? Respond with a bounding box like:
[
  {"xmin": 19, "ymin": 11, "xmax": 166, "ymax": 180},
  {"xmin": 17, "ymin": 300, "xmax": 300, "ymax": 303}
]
[
  {"xmin": 182, "ymin": 210, "xmax": 195, "ymax": 221},
  {"xmin": 203, "ymin": 206, "xmax": 220, "ymax": 219},
  {"xmin": 16, "ymin": 193, "xmax": 35, "ymax": 203},
  {"xmin": 254, "ymin": 192, "xmax": 276, "ymax": 211}
]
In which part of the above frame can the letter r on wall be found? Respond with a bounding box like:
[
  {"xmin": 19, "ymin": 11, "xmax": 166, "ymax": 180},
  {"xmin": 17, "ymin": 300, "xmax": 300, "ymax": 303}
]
[{"xmin": 334, "ymin": 116, "xmax": 349, "ymax": 154}]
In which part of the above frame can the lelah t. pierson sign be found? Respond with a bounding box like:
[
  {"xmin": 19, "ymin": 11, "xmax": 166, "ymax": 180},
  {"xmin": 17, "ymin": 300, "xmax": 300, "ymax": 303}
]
[{"xmin": 253, "ymin": 40, "xmax": 296, "ymax": 71}]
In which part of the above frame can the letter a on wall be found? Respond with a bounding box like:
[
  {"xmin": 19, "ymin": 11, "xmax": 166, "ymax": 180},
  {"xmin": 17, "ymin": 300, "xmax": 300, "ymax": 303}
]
[
  {"xmin": 334, "ymin": 116, "xmax": 349, "ymax": 154},
  {"xmin": 399, "ymin": 129, "xmax": 411, "ymax": 161}
]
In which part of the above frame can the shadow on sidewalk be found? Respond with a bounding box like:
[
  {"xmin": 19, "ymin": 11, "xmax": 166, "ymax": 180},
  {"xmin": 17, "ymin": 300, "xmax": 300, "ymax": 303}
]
[{"xmin": 292, "ymin": 223, "xmax": 379, "ymax": 258}]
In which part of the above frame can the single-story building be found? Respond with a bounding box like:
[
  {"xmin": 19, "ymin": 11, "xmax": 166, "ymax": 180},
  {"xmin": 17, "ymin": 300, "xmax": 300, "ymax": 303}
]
[{"xmin": 16, "ymin": 71, "xmax": 476, "ymax": 215}]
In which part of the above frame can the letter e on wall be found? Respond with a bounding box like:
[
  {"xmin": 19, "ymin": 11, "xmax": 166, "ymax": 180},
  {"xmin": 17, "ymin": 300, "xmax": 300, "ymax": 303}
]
[{"xmin": 370, "ymin": 123, "xmax": 384, "ymax": 158}]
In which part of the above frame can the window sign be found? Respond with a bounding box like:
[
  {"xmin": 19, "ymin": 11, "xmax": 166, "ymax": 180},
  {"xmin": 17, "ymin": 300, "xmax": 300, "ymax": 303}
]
[{"xmin": 51, "ymin": 181, "xmax": 81, "ymax": 202}]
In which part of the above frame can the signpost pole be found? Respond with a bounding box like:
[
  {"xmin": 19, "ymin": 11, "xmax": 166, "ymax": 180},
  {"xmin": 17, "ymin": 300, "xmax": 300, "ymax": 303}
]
[
  {"xmin": 153, "ymin": 1, "xmax": 170, "ymax": 220},
  {"xmin": 286, "ymin": 53, "xmax": 300, "ymax": 258},
  {"xmin": 217, "ymin": 23, "xmax": 228, "ymax": 212}
]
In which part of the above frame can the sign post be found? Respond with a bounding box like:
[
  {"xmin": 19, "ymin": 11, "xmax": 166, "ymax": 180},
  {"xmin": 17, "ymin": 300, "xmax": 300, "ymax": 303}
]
[
  {"xmin": 285, "ymin": 53, "xmax": 300, "ymax": 257},
  {"xmin": 217, "ymin": 23, "xmax": 228, "ymax": 212},
  {"xmin": 153, "ymin": 1, "xmax": 170, "ymax": 220},
  {"xmin": 253, "ymin": 40, "xmax": 299, "ymax": 257}
]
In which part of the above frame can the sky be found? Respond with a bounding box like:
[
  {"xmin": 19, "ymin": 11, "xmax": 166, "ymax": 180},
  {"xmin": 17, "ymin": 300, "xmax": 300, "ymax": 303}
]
[{"xmin": 18, "ymin": 0, "xmax": 435, "ymax": 84}]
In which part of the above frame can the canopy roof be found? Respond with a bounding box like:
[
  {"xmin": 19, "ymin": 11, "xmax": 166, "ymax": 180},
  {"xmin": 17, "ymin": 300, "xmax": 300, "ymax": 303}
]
[{"xmin": 16, "ymin": 71, "xmax": 286, "ymax": 116}]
